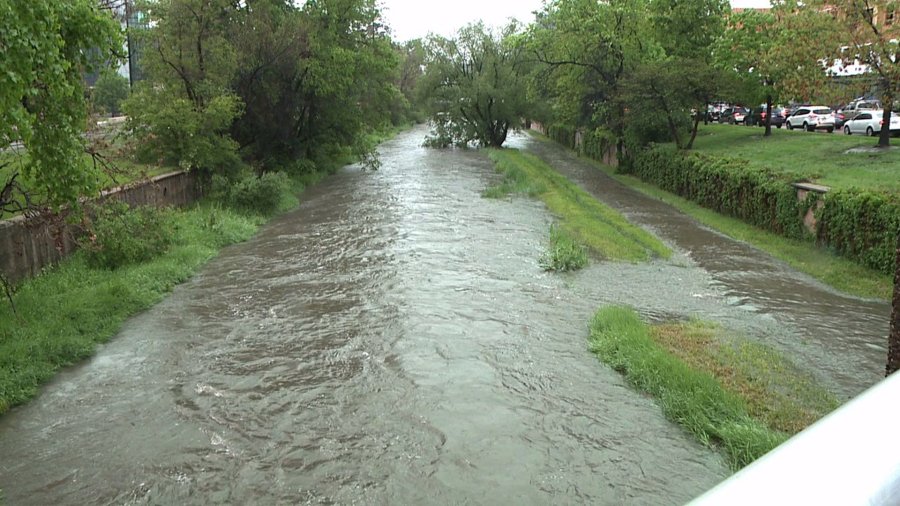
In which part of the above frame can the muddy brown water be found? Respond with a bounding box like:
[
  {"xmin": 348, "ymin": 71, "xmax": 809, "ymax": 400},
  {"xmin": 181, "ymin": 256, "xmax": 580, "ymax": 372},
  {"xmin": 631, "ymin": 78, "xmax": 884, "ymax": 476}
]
[{"xmin": 0, "ymin": 127, "xmax": 888, "ymax": 504}]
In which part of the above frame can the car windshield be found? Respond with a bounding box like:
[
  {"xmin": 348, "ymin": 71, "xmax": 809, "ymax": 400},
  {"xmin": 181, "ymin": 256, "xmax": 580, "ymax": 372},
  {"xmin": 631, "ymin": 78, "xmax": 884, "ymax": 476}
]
[{"xmin": 813, "ymin": 109, "xmax": 831, "ymax": 115}]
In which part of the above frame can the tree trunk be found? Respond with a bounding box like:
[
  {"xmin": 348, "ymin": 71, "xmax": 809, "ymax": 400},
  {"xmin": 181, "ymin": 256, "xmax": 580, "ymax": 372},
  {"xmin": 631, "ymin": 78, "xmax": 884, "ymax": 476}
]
[
  {"xmin": 878, "ymin": 99, "xmax": 892, "ymax": 148},
  {"xmin": 685, "ymin": 113, "xmax": 701, "ymax": 150},
  {"xmin": 888, "ymin": 231, "xmax": 900, "ymax": 376},
  {"xmin": 764, "ymin": 94, "xmax": 773, "ymax": 137}
]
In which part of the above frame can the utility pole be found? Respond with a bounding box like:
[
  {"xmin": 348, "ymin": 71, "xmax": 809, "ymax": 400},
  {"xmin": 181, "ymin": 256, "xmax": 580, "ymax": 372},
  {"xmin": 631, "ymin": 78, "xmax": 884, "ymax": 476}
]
[
  {"xmin": 125, "ymin": 0, "xmax": 134, "ymax": 89},
  {"xmin": 887, "ymin": 231, "xmax": 900, "ymax": 376}
]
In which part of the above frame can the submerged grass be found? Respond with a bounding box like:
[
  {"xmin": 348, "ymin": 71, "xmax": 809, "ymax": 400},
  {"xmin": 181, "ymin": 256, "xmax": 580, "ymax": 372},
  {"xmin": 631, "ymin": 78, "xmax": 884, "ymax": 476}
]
[
  {"xmin": 601, "ymin": 165, "xmax": 889, "ymax": 299},
  {"xmin": 540, "ymin": 225, "xmax": 588, "ymax": 272},
  {"xmin": 526, "ymin": 132, "xmax": 891, "ymax": 299},
  {"xmin": 486, "ymin": 149, "xmax": 670, "ymax": 263},
  {"xmin": 589, "ymin": 306, "xmax": 838, "ymax": 470}
]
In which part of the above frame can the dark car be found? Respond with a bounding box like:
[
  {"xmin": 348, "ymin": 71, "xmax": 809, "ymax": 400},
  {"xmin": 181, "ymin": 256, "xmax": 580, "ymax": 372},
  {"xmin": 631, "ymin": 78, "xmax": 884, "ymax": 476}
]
[
  {"xmin": 744, "ymin": 106, "xmax": 786, "ymax": 128},
  {"xmin": 719, "ymin": 107, "xmax": 749, "ymax": 124}
]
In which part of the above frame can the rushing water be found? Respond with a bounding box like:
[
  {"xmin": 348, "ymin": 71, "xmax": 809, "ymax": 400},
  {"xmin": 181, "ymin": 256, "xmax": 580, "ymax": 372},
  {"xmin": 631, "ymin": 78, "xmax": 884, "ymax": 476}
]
[
  {"xmin": 518, "ymin": 135, "xmax": 890, "ymax": 399},
  {"xmin": 0, "ymin": 127, "xmax": 888, "ymax": 504}
]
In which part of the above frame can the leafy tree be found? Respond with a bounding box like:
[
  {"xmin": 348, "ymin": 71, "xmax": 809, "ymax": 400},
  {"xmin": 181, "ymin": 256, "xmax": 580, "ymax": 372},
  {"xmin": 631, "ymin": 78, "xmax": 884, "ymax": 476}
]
[
  {"xmin": 649, "ymin": 0, "xmax": 729, "ymax": 62},
  {"xmin": 124, "ymin": 0, "xmax": 243, "ymax": 175},
  {"xmin": 421, "ymin": 22, "xmax": 529, "ymax": 147},
  {"xmin": 621, "ymin": 59, "xmax": 735, "ymax": 149},
  {"xmin": 807, "ymin": 0, "xmax": 900, "ymax": 147},
  {"xmin": 525, "ymin": 0, "xmax": 658, "ymax": 158},
  {"xmin": 0, "ymin": 0, "xmax": 121, "ymax": 206},
  {"xmin": 92, "ymin": 68, "xmax": 130, "ymax": 116}
]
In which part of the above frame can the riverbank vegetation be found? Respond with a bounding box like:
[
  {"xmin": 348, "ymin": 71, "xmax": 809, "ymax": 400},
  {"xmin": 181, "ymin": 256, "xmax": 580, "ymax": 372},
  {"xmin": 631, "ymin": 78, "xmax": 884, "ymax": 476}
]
[
  {"xmin": 589, "ymin": 306, "xmax": 838, "ymax": 469},
  {"xmin": 485, "ymin": 149, "xmax": 670, "ymax": 265}
]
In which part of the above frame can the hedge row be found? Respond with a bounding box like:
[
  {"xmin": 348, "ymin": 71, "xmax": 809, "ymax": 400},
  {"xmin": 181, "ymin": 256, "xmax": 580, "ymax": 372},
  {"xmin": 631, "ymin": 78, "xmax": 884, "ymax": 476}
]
[
  {"xmin": 624, "ymin": 145, "xmax": 809, "ymax": 240},
  {"xmin": 547, "ymin": 124, "xmax": 615, "ymax": 162},
  {"xmin": 818, "ymin": 190, "xmax": 900, "ymax": 275},
  {"xmin": 622, "ymin": 144, "xmax": 899, "ymax": 276}
]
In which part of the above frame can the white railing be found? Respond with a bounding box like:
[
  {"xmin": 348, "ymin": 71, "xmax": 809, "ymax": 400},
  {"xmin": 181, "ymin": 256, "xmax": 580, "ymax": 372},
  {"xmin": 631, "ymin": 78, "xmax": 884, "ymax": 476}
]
[{"xmin": 689, "ymin": 372, "xmax": 900, "ymax": 505}]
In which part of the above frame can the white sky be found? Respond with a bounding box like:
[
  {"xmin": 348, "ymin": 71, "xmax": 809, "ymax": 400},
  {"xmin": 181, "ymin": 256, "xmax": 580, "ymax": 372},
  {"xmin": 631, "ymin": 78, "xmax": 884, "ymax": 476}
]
[{"xmin": 380, "ymin": 0, "xmax": 773, "ymax": 42}]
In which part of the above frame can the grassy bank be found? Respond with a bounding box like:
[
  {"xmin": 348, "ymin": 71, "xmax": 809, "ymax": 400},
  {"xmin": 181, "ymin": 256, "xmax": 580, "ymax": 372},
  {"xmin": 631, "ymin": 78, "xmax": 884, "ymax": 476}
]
[
  {"xmin": 0, "ymin": 205, "xmax": 264, "ymax": 414},
  {"xmin": 527, "ymin": 132, "xmax": 891, "ymax": 299},
  {"xmin": 689, "ymin": 125, "xmax": 900, "ymax": 194},
  {"xmin": 589, "ymin": 306, "xmax": 837, "ymax": 469},
  {"xmin": 485, "ymin": 149, "xmax": 671, "ymax": 263}
]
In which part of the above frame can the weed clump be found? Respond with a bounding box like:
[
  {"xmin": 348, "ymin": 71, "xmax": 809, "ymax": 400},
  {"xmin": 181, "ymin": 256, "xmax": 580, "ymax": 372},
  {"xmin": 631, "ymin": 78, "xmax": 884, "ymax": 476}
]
[{"xmin": 540, "ymin": 226, "xmax": 587, "ymax": 272}]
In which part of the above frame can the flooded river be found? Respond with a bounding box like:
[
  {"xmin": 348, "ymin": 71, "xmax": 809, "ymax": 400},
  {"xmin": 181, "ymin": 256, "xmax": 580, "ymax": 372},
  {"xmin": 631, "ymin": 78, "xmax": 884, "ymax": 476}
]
[{"xmin": 0, "ymin": 127, "xmax": 888, "ymax": 504}]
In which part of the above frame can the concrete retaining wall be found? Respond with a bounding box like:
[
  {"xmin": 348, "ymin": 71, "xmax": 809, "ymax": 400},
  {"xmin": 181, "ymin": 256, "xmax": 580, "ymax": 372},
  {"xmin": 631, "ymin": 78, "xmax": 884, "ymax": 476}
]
[{"xmin": 0, "ymin": 171, "xmax": 200, "ymax": 284}]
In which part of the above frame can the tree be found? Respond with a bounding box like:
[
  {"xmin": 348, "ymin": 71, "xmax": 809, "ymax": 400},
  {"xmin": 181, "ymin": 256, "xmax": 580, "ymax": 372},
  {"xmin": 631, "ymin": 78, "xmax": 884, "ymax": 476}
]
[
  {"xmin": 124, "ymin": 0, "xmax": 243, "ymax": 175},
  {"xmin": 0, "ymin": 0, "xmax": 121, "ymax": 206},
  {"xmin": 715, "ymin": 9, "xmax": 783, "ymax": 136},
  {"xmin": 92, "ymin": 68, "xmax": 130, "ymax": 116},
  {"xmin": 525, "ymin": 0, "xmax": 656, "ymax": 157},
  {"xmin": 807, "ymin": 0, "xmax": 900, "ymax": 147},
  {"xmin": 421, "ymin": 22, "xmax": 529, "ymax": 147}
]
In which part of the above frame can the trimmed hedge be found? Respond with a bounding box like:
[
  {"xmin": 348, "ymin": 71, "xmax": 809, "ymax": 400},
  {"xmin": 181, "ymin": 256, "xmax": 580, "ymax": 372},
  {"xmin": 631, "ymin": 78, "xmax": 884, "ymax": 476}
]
[
  {"xmin": 818, "ymin": 190, "xmax": 900, "ymax": 275},
  {"xmin": 624, "ymin": 144, "xmax": 809, "ymax": 240}
]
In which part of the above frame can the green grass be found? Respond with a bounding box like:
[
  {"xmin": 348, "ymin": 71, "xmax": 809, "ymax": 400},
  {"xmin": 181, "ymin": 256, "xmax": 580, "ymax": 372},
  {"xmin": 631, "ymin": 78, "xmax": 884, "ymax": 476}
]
[
  {"xmin": 487, "ymin": 148, "xmax": 671, "ymax": 262},
  {"xmin": 540, "ymin": 225, "xmax": 588, "ymax": 272},
  {"xmin": 0, "ymin": 204, "xmax": 265, "ymax": 415},
  {"xmin": 689, "ymin": 124, "xmax": 900, "ymax": 194},
  {"xmin": 589, "ymin": 306, "xmax": 795, "ymax": 469}
]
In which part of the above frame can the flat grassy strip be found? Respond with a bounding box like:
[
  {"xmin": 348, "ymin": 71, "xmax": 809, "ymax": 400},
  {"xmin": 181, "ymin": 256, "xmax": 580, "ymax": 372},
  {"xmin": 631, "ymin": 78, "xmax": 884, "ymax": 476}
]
[
  {"xmin": 589, "ymin": 306, "xmax": 789, "ymax": 469},
  {"xmin": 527, "ymin": 132, "xmax": 891, "ymax": 299},
  {"xmin": 486, "ymin": 149, "xmax": 671, "ymax": 262},
  {"xmin": 0, "ymin": 204, "xmax": 264, "ymax": 415}
]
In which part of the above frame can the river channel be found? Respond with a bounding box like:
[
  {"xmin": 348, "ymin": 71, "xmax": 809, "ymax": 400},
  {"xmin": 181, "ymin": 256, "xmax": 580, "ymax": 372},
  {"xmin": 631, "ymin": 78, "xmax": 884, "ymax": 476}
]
[{"xmin": 0, "ymin": 126, "xmax": 888, "ymax": 504}]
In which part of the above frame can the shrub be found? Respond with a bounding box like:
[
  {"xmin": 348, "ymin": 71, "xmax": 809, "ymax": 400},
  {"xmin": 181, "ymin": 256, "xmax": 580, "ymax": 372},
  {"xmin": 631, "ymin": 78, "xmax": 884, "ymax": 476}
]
[
  {"xmin": 817, "ymin": 190, "xmax": 900, "ymax": 275},
  {"xmin": 80, "ymin": 201, "xmax": 174, "ymax": 269},
  {"xmin": 211, "ymin": 171, "xmax": 297, "ymax": 217}
]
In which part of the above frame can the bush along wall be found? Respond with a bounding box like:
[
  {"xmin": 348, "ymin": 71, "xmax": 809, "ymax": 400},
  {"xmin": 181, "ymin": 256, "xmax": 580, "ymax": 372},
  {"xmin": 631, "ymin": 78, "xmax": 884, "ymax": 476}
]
[
  {"xmin": 623, "ymin": 144, "xmax": 808, "ymax": 240},
  {"xmin": 817, "ymin": 190, "xmax": 900, "ymax": 275}
]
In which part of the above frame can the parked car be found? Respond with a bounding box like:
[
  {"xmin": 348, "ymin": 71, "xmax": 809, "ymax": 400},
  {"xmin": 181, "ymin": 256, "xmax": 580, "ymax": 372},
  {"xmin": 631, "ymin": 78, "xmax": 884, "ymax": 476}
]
[
  {"xmin": 840, "ymin": 99, "xmax": 882, "ymax": 122},
  {"xmin": 744, "ymin": 105, "xmax": 786, "ymax": 128},
  {"xmin": 786, "ymin": 106, "xmax": 836, "ymax": 132},
  {"xmin": 842, "ymin": 110, "xmax": 900, "ymax": 136},
  {"xmin": 719, "ymin": 107, "xmax": 749, "ymax": 124}
]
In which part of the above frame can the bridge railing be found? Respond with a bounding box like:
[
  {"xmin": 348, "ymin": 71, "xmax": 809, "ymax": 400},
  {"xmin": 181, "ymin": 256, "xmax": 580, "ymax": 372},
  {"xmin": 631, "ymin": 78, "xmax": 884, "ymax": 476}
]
[{"xmin": 689, "ymin": 371, "xmax": 900, "ymax": 505}]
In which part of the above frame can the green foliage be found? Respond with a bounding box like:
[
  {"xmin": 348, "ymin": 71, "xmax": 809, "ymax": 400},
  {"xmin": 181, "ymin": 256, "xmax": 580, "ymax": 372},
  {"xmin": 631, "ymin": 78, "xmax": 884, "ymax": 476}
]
[
  {"xmin": 124, "ymin": 89, "xmax": 244, "ymax": 176},
  {"xmin": 92, "ymin": 68, "xmax": 129, "ymax": 116},
  {"xmin": 487, "ymin": 148, "xmax": 670, "ymax": 261},
  {"xmin": 540, "ymin": 226, "xmax": 588, "ymax": 271},
  {"xmin": 80, "ymin": 201, "xmax": 174, "ymax": 269},
  {"xmin": 211, "ymin": 171, "xmax": 298, "ymax": 217},
  {"xmin": 0, "ymin": 0, "xmax": 122, "ymax": 206},
  {"xmin": 588, "ymin": 306, "xmax": 788, "ymax": 469},
  {"xmin": 818, "ymin": 190, "xmax": 900, "ymax": 275},
  {"xmin": 625, "ymin": 145, "xmax": 808, "ymax": 238},
  {"xmin": 421, "ymin": 22, "xmax": 529, "ymax": 147},
  {"xmin": 0, "ymin": 205, "xmax": 261, "ymax": 415}
]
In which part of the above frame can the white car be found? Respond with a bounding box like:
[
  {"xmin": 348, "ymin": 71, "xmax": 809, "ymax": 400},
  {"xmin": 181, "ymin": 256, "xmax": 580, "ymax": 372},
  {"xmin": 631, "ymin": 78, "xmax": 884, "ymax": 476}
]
[
  {"xmin": 843, "ymin": 110, "xmax": 900, "ymax": 136},
  {"xmin": 786, "ymin": 106, "xmax": 836, "ymax": 132}
]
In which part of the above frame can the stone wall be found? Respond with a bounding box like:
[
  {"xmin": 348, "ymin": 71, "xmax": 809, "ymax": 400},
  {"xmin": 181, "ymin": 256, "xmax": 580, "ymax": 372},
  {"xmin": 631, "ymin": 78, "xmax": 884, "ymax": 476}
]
[{"xmin": 0, "ymin": 171, "xmax": 200, "ymax": 284}]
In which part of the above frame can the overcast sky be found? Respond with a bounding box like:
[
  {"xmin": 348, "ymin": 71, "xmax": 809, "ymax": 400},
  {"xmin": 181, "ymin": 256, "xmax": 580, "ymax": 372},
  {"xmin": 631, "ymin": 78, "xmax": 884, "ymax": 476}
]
[{"xmin": 380, "ymin": 0, "xmax": 773, "ymax": 42}]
